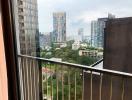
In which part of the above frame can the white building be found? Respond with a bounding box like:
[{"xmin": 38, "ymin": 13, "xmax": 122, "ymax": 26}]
[
  {"xmin": 79, "ymin": 50, "xmax": 103, "ymax": 59},
  {"xmin": 50, "ymin": 58, "xmax": 62, "ymax": 62},
  {"xmin": 72, "ymin": 41, "xmax": 81, "ymax": 50},
  {"xmin": 80, "ymin": 43, "xmax": 88, "ymax": 48},
  {"xmin": 60, "ymin": 43, "xmax": 67, "ymax": 48},
  {"xmin": 79, "ymin": 50, "xmax": 98, "ymax": 57}
]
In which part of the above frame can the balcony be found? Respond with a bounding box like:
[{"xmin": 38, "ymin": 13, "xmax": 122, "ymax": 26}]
[{"xmin": 18, "ymin": 54, "xmax": 132, "ymax": 100}]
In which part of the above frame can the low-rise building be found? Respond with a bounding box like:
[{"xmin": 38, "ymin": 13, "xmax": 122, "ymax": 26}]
[
  {"xmin": 80, "ymin": 43, "xmax": 88, "ymax": 49},
  {"xmin": 72, "ymin": 41, "xmax": 81, "ymax": 50},
  {"xmin": 79, "ymin": 50, "xmax": 103, "ymax": 59},
  {"xmin": 60, "ymin": 43, "xmax": 67, "ymax": 48},
  {"xmin": 50, "ymin": 58, "xmax": 62, "ymax": 62},
  {"xmin": 79, "ymin": 50, "xmax": 98, "ymax": 57},
  {"xmin": 39, "ymin": 32, "xmax": 51, "ymax": 49}
]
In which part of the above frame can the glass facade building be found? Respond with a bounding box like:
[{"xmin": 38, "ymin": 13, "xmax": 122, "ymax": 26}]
[
  {"xmin": 13, "ymin": 0, "xmax": 40, "ymax": 100},
  {"xmin": 91, "ymin": 14, "xmax": 115, "ymax": 48},
  {"xmin": 53, "ymin": 12, "xmax": 66, "ymax": 43}
]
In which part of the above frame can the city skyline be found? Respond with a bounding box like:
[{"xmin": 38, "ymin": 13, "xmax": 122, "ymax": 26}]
[{"xmin": 38, "ymin": 0, "xmax": 132, "ymax": 36}]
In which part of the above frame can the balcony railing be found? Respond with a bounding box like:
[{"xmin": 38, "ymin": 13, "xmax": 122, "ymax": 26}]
[{"xmin": 18, "ymin": 54, "xmax": 132, "ymax": 100}]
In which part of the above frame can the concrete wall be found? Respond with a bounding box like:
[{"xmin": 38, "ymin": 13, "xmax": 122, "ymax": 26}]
[
  {"xmin": 103, "ymin": 17, "xmax": 132, "ymax": 100},
  {"xmin": 84, "ymin": 17, "xmax": 132, "ymax": 100},
  {"xmin": 104, "ymin": 17, "xmax": 132, "ymax": 73}
]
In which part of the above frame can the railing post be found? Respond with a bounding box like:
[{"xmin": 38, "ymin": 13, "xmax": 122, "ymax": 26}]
[
  {"xmin": 56, "ymin": 64, "xmax": 58, "ymax": 100},
  {"xmin": 121, "ymin": 78, "xmax": 125, "ymax": 100},
  {"xmin": 82, "ymin": 70, "xmax": 84, "ymax": 100},
  {"xmin": 109, "ymin": 76, "xmax": 113, "ymax": 100},
  {"xmin": 61, "ymin": 65, "xmax": 64, "ymax": 100},
  {"xmin": 74, "ymin": 71, "xmax": 77, "ymax": 100},
  {"xmin": 68, "ymin": 68, "xmax": 71, "ymax": 100},
  {"xmin": 99, "ymin": 73, "xmax": 103, "ymax": 100},
  {"xmin": 90, "ymin": 71, "xmax": 93, "ymax": 100}
]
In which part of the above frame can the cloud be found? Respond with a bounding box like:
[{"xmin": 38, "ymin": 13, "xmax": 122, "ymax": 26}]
[{"xmin": 38, "ymin": 0, "xmax": 132, "ymax": 36}]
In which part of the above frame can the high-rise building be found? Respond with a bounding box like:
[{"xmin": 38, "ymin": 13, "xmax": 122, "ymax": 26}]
[
  {"xmin": 91, "ymin": 21, "xmax": 98, "ymax": 47},
  {"xmin": 53, "ymin": 12, "xmax": 66, "ymax": 43},
  {"xmin": 39, "ymin": 32, "xmax": 51, "ymax": 49},
  {"xmin": 13, "ymin": 0, "xmax": 40, "ymax": 100},
  {"xmin": 78, "ymin": 28, "xmax": 84, "ymax": 42},
  {"xmin": 91, "ymin": 14, "xmax": 115, "ymax": 48},
  {"xmin": 14, "ymin": 0, "xmax": 39, "ymax": 56}
]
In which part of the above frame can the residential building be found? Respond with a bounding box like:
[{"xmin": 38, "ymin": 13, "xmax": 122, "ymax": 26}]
[
  {"xmin": 91, "ymin": 14, "xmax": 115, "ymax": 48},
  {"xmin": 72, "ymin": 41, "xmax": 81, "ymax": 50},
  {"xmin": 79, "ymin": 50, "xmax": 103, "ymax": 59},
  {"xmin": 53, "ymin": 42, "xmax": 67, "ymax": 48},
  {"xmin": 91, "ymin": 21, "xmax": 98, "ymax": 47},
  {"xmin": 53, "ymin": 12, "xmax": 66, "ymax": 42},
  {"xmin": 78, "ymin": 28, "xmax": 84, "ymax": 42},
  {"xmin": 83, "ymin": 35, "xmax": 91, "ymax": 44},
  {"xmin": 13, "ymin": 0, "xmax": 40, "ymax": 100},
  {"xmin": 39, "ymin": 32, "xmax": 51, "ymax": 49},
  {"xmin": 50, "ymin": 58, "xmax": 62, "ymax": 62},
  {"xmin": 80, "ymin": 43, "xmax": 88, "ymax": 48},
  {"xmin": 66, "ymin": 35, "xmax": 74, "ymax": 41},
  {"xmin": 14, "ymin": 0, "xmax": 39, "ymax": 56},
  {"xmin": 60, "ymin": 43, "xmax": 67, "ymax": 48},
  {"xmin": 79, "ymin": 50, "xmax": 98, "ymax": 57}
]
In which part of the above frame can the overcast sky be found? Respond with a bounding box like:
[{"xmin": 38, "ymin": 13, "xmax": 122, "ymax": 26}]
[{"xmin": 38, "ymin": 0, "xmax": 132, "ymax": 36}]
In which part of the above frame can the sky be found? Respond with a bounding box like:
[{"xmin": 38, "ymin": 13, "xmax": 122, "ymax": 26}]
[{"xmin": 38, "ymin": 0, "xmax": 132, "ymax": 36}]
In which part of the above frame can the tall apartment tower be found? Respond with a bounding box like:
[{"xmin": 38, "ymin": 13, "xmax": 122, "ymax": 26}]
[
  {"xmin": 53, "ymin": 12, "xmax": 66, "ymax": 43},
  {"xmin": 14, "ymin": 0, "xmax": 39, "ymax": 56},
  {"xmin": 91, "ymin": 14, "xmax": 115, "ymax": 48},
  {"xmin": 91, "ymin": 21, "xmax": 98, "ymax": 47},
  {"xmin": 78, "ymin": 28, "xmax": 84, "ymax": 42},
  {"xmin": 13, "ymin": 0, "xmax": 40, "ymax": 100}
]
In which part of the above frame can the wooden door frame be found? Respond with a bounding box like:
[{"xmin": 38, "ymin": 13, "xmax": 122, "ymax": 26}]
[{"xmin": 0, "ymin": 0, "xmax": 20, "ymax": 100}]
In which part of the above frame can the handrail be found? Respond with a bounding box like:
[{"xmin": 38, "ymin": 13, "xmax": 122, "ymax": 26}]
[
  {"xmin": 91, "ymin": 58, "xmax": 103, "ymax": 67},
  {"xmin": 18, "ymin": 54, "xmax": 132, "ymax": 78}
]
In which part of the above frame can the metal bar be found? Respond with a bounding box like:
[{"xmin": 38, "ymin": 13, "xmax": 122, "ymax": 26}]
[
  {"xmin": 18, "ymin": 55, "xmax": 132, "ymax": 78},
  {"xmin": 121, "ymin": 78, "xmax": 125, "ymax": 100},
  {"xmin": 46, "ymin": 63, "xmax": 48, "ymax": 99},
  {"xmin": 25, "ymin": 58, "xmax": 29, "ymax": 100},
  {"xmin": 42, "ymin": 62, "xmax": 44, "ymax": 99},
  {"xmin": 99, "ymin": 73, "xmax": 103, "ymax": 100},
  {"xmin": 56, "ymin": 64, "xmax": 58, "ymax": 100},
  {"xmin": 90, "ymin": 71, "xmax": 93, "ymax": 100},
  {"xmin": 110, "ymin": 76, "xmax": 113, "ymax": 100},
  {"xmin": 61, "ymin": 65, "xmax": 64, "ymax": 100},
  {"xmin": 82, "ymin": 70, "xmax": 84, "ymax": 100},
  {"xmin": 68, "ymin": 68, "xmax": 71, "ymax": 100},
  {"xmin": 36, "ymin": 60, "xmax": 40, "ymax": 100},
  {"xmin": 50, "ymin": 63, "xmax": 53, "ymax": 100},
  {"xmin": 75, "ymin": 71, "xmax": 77, "ymax": 100},
  {"xmin": 21, "ymin": 57, "xmax": 26, "ymax": 100},
  {"xmin": 29, "ymin": 59, "xmax": 33, "ymax": 100},
  {"xmin": 33, "ymin": 59, "xmax": 37, "ymax": 100},
  {"xmin": 19, "ymin": 56, "xmax": 24, "ymax": 100}
]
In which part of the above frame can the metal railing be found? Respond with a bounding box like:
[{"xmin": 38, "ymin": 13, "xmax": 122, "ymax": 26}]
[{"xmin": 18, "ymin": 54, "xmax": 132, "ymax": 100}]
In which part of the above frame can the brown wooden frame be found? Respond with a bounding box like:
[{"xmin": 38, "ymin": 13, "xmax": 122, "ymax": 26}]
[{"xmin": 0, "ymin": 0, "xmax": 20, "ymax": 100}]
